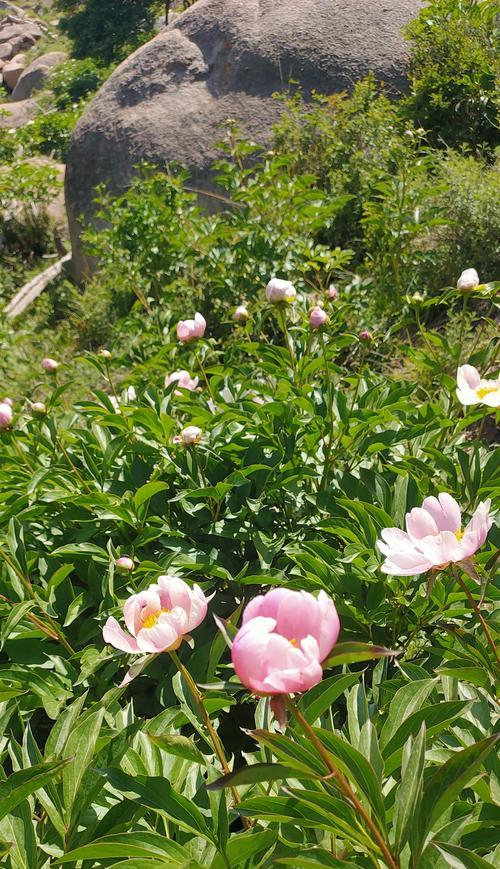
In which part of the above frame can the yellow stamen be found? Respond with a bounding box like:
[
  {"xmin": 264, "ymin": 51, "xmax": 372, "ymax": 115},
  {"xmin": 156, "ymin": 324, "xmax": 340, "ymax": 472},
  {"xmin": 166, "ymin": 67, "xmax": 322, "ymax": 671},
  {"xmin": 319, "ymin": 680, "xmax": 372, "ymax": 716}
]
[
  {"xmin": 290, "ymin": 638, "xmax": 297, "ymax": 646},
  {"xmin": 141, "ymin": 608, "xmax": 171, "ymax": 629},
  {"xmin": 476, "ymin": 386, "xmax": 496, "ymax": 399},
  {"xmin": 454, "ymin": 529, "xmax": 463, "ymax": 542}
]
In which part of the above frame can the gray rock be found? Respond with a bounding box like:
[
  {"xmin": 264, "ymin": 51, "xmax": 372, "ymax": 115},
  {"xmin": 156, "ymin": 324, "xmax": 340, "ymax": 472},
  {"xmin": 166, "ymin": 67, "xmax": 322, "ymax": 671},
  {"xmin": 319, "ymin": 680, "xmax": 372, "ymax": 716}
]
[
  {"xmin": 65, "ymin": 0, "xmax": 422, "ymax": 280},
  {"xmin": 0, "ymin": 23, "xmax": 42, "ymax": 45},
  {"xmin": 11, "ymin": 50, "xmax": 67, "ymax": 100},
  {"xmin": 0, "ymin": 96, "xmax": 37, "ymax": 127},
  {"xmin": 2, "ymin": 50, "xmax": 25, "ymax": 89},
  {"xmin": 0, "ymin": 40, "xmax": 12, "ymax": 61}
]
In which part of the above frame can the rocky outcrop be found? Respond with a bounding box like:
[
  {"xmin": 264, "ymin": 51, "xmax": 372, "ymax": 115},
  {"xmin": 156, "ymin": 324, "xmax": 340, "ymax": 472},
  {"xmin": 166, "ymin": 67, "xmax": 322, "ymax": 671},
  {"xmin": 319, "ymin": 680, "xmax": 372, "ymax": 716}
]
[
  {"xmin": 65, "ymin": 0, "xmax": 422, "ymax": 281},
  {"xmin": 11, "ymin": 50, "xmax": 67, "ymax": 100},
  {"xmin": 2, "ymin": 51, "xmax": 25, "ymax": 88},
  {"xmin": 0, "ymin": 96, "xmax": 38, "ymax": 126}
]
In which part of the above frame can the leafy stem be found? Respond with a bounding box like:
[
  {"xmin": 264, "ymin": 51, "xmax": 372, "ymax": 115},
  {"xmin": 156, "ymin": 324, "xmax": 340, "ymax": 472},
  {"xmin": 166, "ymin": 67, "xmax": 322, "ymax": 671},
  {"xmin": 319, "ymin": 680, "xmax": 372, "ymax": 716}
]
[
  {"xmin": 287, "ymin": 696, "xmax": 399, "ymax": 869},
  {"xmin": 450, "ymin": 563, "xmax": 499, "ymax": 663},
  {"xmin": 319, "ymin": 332, "xmax": 335, "ymax": 492}
]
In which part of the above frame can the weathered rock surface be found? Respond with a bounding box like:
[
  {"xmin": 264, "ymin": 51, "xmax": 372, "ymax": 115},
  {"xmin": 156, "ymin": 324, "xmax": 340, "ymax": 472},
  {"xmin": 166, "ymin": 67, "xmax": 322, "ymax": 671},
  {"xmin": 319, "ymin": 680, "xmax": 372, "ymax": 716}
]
[
  {"xmin": 0, "ymin": 40, "xmax": 12, "ymax": 61},
  {"xmin": 2, "ymin": 51, "xmax": 25, "ymax": 88},
  {"xmin": 0, "ymin": 96, "xmax": 37, "ymax": 127},
  {"xmin": 11, "ymin": 50, "xmax": 67, "ymax": 100},
  {"xmin": 66, "ymin": 0, "xmax": 422, "ymax": 280}
]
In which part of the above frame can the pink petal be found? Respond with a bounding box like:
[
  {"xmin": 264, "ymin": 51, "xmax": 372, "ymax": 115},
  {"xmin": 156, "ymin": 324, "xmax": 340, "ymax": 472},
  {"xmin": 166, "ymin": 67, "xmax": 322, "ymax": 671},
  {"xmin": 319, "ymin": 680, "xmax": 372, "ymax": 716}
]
[
  {"xmin": 421, "ymin": 494, "xmax": 461, "ymax": 533},
  {"xmin": 194, "ymin": 313, "xmax": 206, "ymax": 337},
  {"xmin": 417, "ymin": 531, "xmax": 463, "ymax": 567},
  {"xmin": 177, "ymin": 321, "xmax": 192, "ymax": 341},
  {"xmin": 457, "ymin": 365, "xmax": 480, "ymax": 390},
  {"xmin": 315, "ymin": 591, "xmax": 340, "ymax": 661},
  {"xmin": 273, "ymin": 590, "xmax": 320, "ymax": 645},
  {"xmin": 379, "ymin": 528, "xmax": 413, "ymax": 550},
  {"xmin": 103, "ymin": 617, "xmax": 139, "ymax": 653},
  {"xmin": 136, "ymin": 614, "xmax": 182, "ymax": 653},
  {"xmin": 406, "ymin": 507, "xmax": 438, "ymax": 540},
  {"xmin": 231, "ymin": 617, "xmax": 275, "ymax": 690},
  {"xmin": 460, "ymin": 500, "xmax": 493, "ymax": 557},
  {"xmin": 380, "ymin": 549, "xmax": 433, "ymax": 576}
]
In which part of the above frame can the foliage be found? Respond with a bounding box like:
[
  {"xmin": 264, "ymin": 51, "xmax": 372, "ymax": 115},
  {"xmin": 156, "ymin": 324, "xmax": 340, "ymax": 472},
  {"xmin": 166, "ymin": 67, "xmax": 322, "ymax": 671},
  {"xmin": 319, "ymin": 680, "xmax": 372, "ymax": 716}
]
[
  {"xmin": 0, "ymin": 273, "xmax": 498, "ymax": 866},
  {"xmin": 404, "ymin": 0, "xmax": 500, "ymax": 151},
  {"xmin": 51, "ymin": 58, "xmax": 110, "ymax": 109},
  {"xmin": 56, "ymin": 0, "xmax": 160, "ymax": 64},
  {"xmin": 15, "ymin": 104, "xmax": 84, "ymax": 162}
]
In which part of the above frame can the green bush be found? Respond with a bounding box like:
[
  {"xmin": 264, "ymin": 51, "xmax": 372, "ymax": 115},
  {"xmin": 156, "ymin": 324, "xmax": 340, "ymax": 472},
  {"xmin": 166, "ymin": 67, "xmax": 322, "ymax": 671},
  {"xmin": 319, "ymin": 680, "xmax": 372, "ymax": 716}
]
[
  {"xmin": 404, "ymin": 0, "xmax": 500, "ymax": 151},
  {"xmin": 16, "ymin": 105, "xmax": 83, "ymax": 161},
  {"xmin": 56, "ymin": 0, "xmax": 159, "ymax": 64},
  {"xmin": 51, "ymin": 58, "xmax": 109, "ymax": 109}
]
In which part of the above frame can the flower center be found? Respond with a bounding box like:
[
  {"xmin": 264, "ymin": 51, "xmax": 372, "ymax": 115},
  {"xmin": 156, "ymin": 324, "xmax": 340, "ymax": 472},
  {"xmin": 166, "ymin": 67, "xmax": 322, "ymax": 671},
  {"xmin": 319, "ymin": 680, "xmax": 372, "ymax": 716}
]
[
  {"xmin": 454, "ymin": 529, "xmax": 463, "ymax": 541},
  {"xmin": 476, "ymin": 385, "xmax": 496, "ymax": 399},
  {"xmin": 142, "ymin": 608, "xmax": 171, "ymax": 629},
  {"xmin": 289, "ymin": 638, "xmax": 298, "ymax": 646}
]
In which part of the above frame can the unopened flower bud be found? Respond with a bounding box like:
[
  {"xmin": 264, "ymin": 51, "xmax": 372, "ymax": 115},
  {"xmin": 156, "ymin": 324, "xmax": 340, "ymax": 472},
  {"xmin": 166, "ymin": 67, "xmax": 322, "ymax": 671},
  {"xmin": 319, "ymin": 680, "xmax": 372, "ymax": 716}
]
[
  {"xmin": 309, "ymin": 306, "xmax": 329, "ymax": 330},
  {"xmin": 265, "ymin": 278, "xmax": 297, "ymax": 304},
  {"xmin": 42, "ymin": 357, "xmax": 59, "ymax": 372},
  {"xmin": 359, "ymin": 330, "xmax": 373, "ymax": 343},
  {"xmin": 99, "ymin": 349, "xmax": 112, "ymax": 359},
  {"xmin": 234, "ymin": 304, "xmax": 249, "ymax": 322},
  {"xmin": 327, "ymin": 285, "xmax": 338, "ymax": 300},
  {"xmin": 181, "ymin": 425, "xmax": 202, "ymax": 445},
  {"xmin": 115, "ymin": 556, "xmax": 134, "ymax": 572},
  {"xmin": 457, "ymin": 268, "xmax": 479, "ymax": 292},
  {"xmin": 0, "ymin": 402, "xmax": 13, "ymax": 429},
  {"xmin": 2, "ymin": 397, "xmax": 13, "ymax": 407},
  {"xmin": 31, "ymin": 402, "xmax": 47, "ymax": 416}
]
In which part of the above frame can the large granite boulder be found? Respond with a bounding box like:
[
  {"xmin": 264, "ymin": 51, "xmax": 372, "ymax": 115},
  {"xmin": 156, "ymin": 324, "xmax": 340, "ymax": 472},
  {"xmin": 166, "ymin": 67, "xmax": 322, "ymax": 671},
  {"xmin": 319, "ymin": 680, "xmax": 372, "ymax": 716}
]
[
  {"xmin": 0, "ymin": 96, "xmax": 38, "ymax": 127},
  {"xmin": 66, "ymin": 0, "xmax": 422, "ymax": 280}
]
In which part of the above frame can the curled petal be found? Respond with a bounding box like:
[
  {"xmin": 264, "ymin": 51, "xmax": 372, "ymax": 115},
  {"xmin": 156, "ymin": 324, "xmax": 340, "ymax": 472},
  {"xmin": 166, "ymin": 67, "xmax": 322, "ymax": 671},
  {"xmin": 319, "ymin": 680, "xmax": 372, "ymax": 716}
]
[{"xmin": 103, "ymin": 617, "xmax": 139, "ymax": 653}]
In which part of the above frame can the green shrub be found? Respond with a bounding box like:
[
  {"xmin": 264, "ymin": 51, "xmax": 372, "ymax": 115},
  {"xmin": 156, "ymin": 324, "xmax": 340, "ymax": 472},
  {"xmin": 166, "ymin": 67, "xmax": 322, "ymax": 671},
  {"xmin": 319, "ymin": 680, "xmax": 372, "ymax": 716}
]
[
  {"xmin": 16, "ymin": 105, "xmax": 83, "ymax": 161},
  {"xmin": 51, "ymin": 58, "xmax": 109, "ymax": 109},
  {"xmin": 56, "ymin": 0, "xmax": 159, "ymax": 64},
  {"xmin": 404, "ymin": 0, "xmax": 500, "ymax": 151}
]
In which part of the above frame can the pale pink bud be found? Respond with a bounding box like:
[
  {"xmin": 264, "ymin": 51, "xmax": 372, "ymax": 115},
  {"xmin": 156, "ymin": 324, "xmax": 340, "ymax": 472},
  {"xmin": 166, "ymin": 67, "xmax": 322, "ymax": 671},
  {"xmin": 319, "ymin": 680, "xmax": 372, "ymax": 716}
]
[
  {"xmin": 457, "ymin": 268, "xmax": 479, "ymax": 291},
  {"xmin": 42, "ymin": 357, "xmax": 59, "ymax": 372},
  {"xmin": 165, "ymin": 370, "xmax": 199, "ymax": 392},
  {"xmin": 359, "ymin": 330, "xmax": 373, "ymax": 343},
  {"xmin": 327, "ymin": 285, "xmax": 338, "ymax": 300},
  {"xmin": 265, "ymin": 278, "xmax": 297, "ymax": 304},
  {"xmin": 31, "ymin": 402, "xmax": 47, "ymax": 416},
  {"xmin": 176, "ymin": 313, "xmax": 206, "ymax": 343},
  {"xmin": 115, "ymin": 556, "xmax": 134, "ymax": 572},
  {"xmin": 234, "ymin": 304, "xmax": 249, "ymax": 322},
  {"xmin": 103, "ymin": 575, "xmax": 211, "ymax": 654},
  {"xmin": 181, "ymin": 425, "xmax": 202, "ymax": 445},
  {"xmin": 99, "ymin": 349, "xmax": 112, "ymax": 359},
  {"xmin": 231, "ymin": 589, "xmax": 340, "ymax": 696},
  {"xmin": 2, "ymin": 397, "xmax": 13, "ymax": 407},
  {"xmin": 377, "ymin": 493, "xmax": 492, "ymax": 576},
  {"xmin": 0, "ymin": 402, "xmax": 13, "ymax": 429},
  {"xmin": 309, "ymin": 306, "xmax": 329, "ymax": 330}
]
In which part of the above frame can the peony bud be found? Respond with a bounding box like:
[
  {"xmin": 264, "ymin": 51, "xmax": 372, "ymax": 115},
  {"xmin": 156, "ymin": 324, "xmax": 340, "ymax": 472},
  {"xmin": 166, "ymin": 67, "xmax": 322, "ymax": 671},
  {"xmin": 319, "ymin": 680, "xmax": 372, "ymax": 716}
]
[
  {"xmin": 181, "ymin": 425, "xmax": 202, "ymax": 445},
  {"xmin": 176, "ymin": 313, "xmax": 206, "ymax": 343},
  {"xmin": 115, "ymin": 556, "xmax": 134, "ymax": 572},
  {"xmin": 31, "ymin": 402, "xmax": 47, "ymax": 416},
  {"xmin": 42, "ymin": 357, "xmax": 59, "ymax": 372},
  {"xmin": 309, "ymin": 306, "xmax": 329, "ymax": 330},
  {"xmin": 265, "ymin": 278, "xmax": 297, "ymax": 304},
  {"xmin": 457, "ymin": 268, "xmax": 479, "ymax": 291},
  {"xmin": 327, "ymin": 285, "xmax": 338, "ymax": 300},
  {"xmin": 99, "ymin": 349, "xmax": 112, "ymax": 359},
  {"xmin": 2, "ymin": 397, "xmax": 13, "ymax": 407},
  {"xmin": 234, "ymin": 304, "xmax": 249, "ymax": 322},
  {"xmin": 359, "ymin": 330, "xmax": 373, "ymax": 343},
  {"xmin": 165, "ymin": 370, "xmax": 199, "ymax": 392},
  {"xmin": 0, "ymin": 402, "xmax": 13, "ymax": 429}
]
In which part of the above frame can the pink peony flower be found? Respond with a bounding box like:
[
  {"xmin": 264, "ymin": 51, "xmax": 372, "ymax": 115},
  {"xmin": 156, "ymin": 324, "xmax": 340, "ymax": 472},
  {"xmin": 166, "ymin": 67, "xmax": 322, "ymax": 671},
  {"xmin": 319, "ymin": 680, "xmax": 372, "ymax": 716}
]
[
  {"xmin": 31, "ymin": 402, "xmax": 47, "ymax": 416},
  {"xmin": 115, "ymin": 556, "xmax": 134, "ymax": 572},
  {"xmin": 456, "ymin": 365, "xmax": 500, "ymax": 408},
  {"xmin": 265, "ymin": 278, "xmax": 297, "ymax": 304},
  {"xmin": 181, "ymin": 425, "xmax": 202, "ymax": 445},
  {"xmin": 327, "ymin": 285, "xmax": 338, "ymax": 300},
  {"xmin": 231, "ymin": 589, "xmax": 340, "ymax": 695},
  {"xmin": 42, "ymin": 357, "xmax": 59, "ymax": 372},
  {"xmin": 176, "ymin": 313, "xmax": 206, "ymax": 343},
  {"xmin": 457, "ymin": 268, "xmax": 479, "ymax": 291},
  {"xmin": 309, "ymin": 306, "xmax": 329, "ymax": 330},
  {"xmin": 377, "ymin": 493, "xmax": 493, "ymax": 576},
  {"xmin": 165, "ymin": 370, "xmax": 199, "ymax": 392},
  {"xmin": 103, "ymin": 576, "xmax": 210, "ymax": 654},
  {"xmin": 234, "ymin": 304, "xmax": 249, "ymax": 322},
  {"xmin": 0, "ymin": 402, "xmax": 13, "ymax": 429}
]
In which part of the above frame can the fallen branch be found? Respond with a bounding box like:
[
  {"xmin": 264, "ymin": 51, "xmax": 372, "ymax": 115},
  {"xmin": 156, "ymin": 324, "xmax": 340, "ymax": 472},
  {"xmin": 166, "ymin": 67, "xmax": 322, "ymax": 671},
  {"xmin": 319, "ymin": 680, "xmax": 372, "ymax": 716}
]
[{"xmin": 5, "ymin": 252, "xmax": 71, "ymax": 319}]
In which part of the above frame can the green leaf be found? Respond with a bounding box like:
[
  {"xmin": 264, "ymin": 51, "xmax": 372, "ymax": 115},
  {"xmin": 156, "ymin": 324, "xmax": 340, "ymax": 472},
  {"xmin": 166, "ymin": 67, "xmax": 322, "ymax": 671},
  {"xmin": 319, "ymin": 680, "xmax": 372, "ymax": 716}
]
[
  {"xmin": 379, "ymin": 679, "xmax": 435, "ymax": 750},
  {"xmin": 148, "ymin": 732, "xmax": 207, "ymax": 766},
  {"xmin": 56, "ymin": 831, "xmax": 190, "ymax": 863},
  {"xmin": 432, "ymin": 842, "xmax": 495, "ymax": 869},
  {"xmin": 393, "ymin": 723, "xmax": 425, "ymax": 855},
  {"xmin": 419, "ymin": 734, "xmax": 499, "ymax": 836},
  {"xmin": 62, "ymin": 707, "xmax": 105, "ymax": 820},
  {"xmin": 133, "ymin": 481, "xmax": 169, "ymax": 510},
  {"xmin": 298, "ymin": 673, "xmax": 358, "ymax": 723},
  {"xmin": 105, "ymin": 769, "xmax": 216, "ymax": 843},
  {"xmin": 207, "ymin": 762, "xmax": 320, "ymax": 791},
  {"xmin": 276, "ymin": 853, "xmax": 364, "ymax": 868},
  {"xmin": 322, "ymin": 642, "xmax": 398, "ymax": 668},
  {"xmin": 0, "ymin": 761, "xmax": 68, "ymax": 822},
  {"xmin": 221, "ymin": 829, "xmax": 277, "ymax": 868},
  {"xmin": 315, "ymin": 729, "xmax": 386, "ymax": 825}
]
